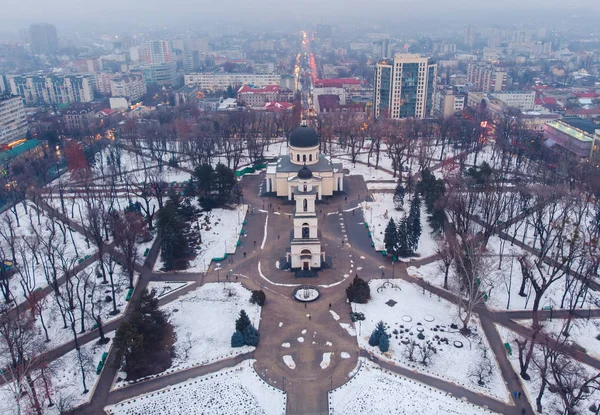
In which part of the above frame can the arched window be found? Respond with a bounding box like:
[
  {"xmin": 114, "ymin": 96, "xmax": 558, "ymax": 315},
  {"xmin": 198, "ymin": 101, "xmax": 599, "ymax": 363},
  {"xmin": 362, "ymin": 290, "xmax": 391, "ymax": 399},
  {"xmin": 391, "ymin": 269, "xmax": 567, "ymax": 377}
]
[
  {"xmin": 303, "ymin": 154, "xmax": 307, "ymax": 162},
  {"xmin": 296, "ymin": 154, "xmax": 300, "ymax": 162},
  {"xmin": 302, "ymin": 223, "xmax": 310, "ymax": 238},
  {"xmin": 303, "ymin": 199, "xmax": 307, "ymax": 212},
  {"xmin": 309, "ymin": 154, "xmax": 312, "ymax": 162},
  {"xmin": 303, "ymin": 184, "xmax": 307, "ymax": 192}
]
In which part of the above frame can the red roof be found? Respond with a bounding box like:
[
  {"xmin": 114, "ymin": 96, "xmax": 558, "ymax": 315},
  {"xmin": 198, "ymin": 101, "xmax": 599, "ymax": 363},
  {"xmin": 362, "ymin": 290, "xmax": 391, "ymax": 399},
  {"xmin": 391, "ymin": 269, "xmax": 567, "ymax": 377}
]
[
  {"xmin": 542, "ymin": 97, "xmax": 557, "ymax": 105},
  {"xmin": 237, "ymin": 84, "xmax": 280, "ymax": 94},
  {"xmin": 574, "ymin": 92, "xmax": 599, "ymax": 98}
]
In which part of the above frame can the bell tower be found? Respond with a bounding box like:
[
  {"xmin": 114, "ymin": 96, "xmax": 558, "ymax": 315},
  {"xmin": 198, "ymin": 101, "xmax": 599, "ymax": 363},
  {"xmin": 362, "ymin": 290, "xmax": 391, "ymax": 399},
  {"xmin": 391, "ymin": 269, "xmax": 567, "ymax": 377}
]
[{"xmin": 288, "ymin": 165, "xmax": 323, "ymax": 271}]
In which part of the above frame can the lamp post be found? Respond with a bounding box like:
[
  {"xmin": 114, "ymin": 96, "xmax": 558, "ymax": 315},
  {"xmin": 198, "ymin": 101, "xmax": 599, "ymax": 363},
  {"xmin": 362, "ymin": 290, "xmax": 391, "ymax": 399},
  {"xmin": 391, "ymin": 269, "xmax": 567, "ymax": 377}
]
[
  {"xmin": 282, "ymin": 376, "xmax": 286, "ymax": 392},
  {"xmin": 217, "ymin": 268, "xmax": 220, "ymax": 283},
  {"xmin": 392, "ymin": 260, "xmax": 395, "ymax": 279},
  {"xmin": 329, "ymin": 376, "xmax": 332, "ymax": 392}
]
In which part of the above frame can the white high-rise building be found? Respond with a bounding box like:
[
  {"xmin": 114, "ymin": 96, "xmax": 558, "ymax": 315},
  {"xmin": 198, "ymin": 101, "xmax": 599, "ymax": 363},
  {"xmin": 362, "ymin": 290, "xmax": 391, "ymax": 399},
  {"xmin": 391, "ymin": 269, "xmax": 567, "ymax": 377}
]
[
  {"xmin": 7, "ymin": 74, "xmax": 95, "ymax": 106},
  {"xmin": 139, "ymin": 40, "xmax": 172, "ymax": 64},
  {"xmin": 467, "ymin": 62, "xmax": 507, "ymax": 92},
  {"xmin": 0, "ymin": 94, "xmax": 28, "ymax": 145},
  {"xmin": 373, "ymin": 53, "xmax": 437, "ymax": 119}
]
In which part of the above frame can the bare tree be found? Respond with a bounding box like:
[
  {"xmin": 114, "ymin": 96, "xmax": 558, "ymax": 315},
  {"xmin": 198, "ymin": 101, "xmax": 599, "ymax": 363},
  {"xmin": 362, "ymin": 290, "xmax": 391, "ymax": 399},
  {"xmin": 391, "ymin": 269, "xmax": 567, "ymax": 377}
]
[
  {"xmin": 469, "ymin": 343, "xmax": 494, "ymax": 386},
  {"xmin": 436, "ymin": 238, "xmax": 454, "ymax": 290}
]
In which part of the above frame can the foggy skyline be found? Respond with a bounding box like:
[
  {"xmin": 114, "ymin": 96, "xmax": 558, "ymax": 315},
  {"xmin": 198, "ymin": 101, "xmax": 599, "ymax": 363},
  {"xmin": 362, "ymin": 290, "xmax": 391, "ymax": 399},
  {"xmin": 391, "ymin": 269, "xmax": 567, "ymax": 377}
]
[{"xmin": 2, "ymin": 0, "xmax": 600, "ymax": 35}]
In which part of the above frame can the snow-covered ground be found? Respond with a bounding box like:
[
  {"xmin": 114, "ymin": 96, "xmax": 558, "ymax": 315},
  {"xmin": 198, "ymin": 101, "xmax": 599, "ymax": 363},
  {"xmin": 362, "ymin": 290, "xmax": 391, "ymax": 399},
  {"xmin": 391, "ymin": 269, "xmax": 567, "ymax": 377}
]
[
  {"xmin": 116, "ymin": 283, "xmax": 260, "ymax": 387},
  {"xmin": 409, "ymin": 235, "xmax": 600, "ymax": 311},
  {"xmin": 29, "ymin": 261, "xmax": 137, "ymax": 352},
  {"xmin": 515, "ymin": 317, "xmax": 600, "ymax": 361},
  {"xmin": 147, "ymin": 280, "xmax": 189, "ymax": 298},
  {"xmin": 496, "ymin": 324, "xmax": 600, "ymax": 415},
  {"xmin": 353, "ymin": 279, "xmax": 510, "ymax": 402},
  {"xmin": 330, "ymin": 358, "xmax": 496, "ymax": 414},
  {"xmin": 106, "ymin": 360, "xmax": 285, "ymax": 415},
  {"xmin": 0, "ymin": 332, "xmax": 113, "ymax": 414},
  {"xmin": 0, "ymin": 200, "xmax": 96, "ymax": 306},
  {"xmin": 360, "ymin": 194, "xmax": 436, "ymax": 259},
  {"xmin": 154, "ymin": 204, "xmax": 247, "ymax": 273}
]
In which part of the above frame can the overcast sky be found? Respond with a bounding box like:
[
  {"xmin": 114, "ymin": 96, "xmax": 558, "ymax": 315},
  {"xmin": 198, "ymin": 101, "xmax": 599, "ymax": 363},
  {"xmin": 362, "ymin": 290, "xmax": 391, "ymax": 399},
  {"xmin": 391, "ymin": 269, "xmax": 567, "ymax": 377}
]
[{"xmin": 2, "ymin": 0, "xmax": 600, "ymax": 34}]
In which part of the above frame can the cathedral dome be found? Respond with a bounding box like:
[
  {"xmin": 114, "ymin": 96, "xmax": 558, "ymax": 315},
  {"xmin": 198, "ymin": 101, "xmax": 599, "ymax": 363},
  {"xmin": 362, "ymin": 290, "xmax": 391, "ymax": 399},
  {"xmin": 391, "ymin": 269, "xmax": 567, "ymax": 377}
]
[
  {"xmin": 289, "ymin": 125, "xmax": 319, "ymax": 148},
  {"xmin": 298, "ymin": 165, "xmax": 313, "ymax": 180}
]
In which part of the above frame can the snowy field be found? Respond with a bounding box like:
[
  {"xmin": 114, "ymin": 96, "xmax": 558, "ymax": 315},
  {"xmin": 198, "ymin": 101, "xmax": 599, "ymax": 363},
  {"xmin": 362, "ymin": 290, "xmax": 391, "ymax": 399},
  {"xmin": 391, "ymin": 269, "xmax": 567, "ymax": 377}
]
[
  {"xmin": 154, "ymin": 204, "xmax": 247, "ymax": 273},
  {"xmin": 353, "ymin": 279, "xmax": 510, "ymax": 402},
  {"xmin": 515, "ymin": 317, "xmax": 600, "ymax": 361},
  {"xmin": 330, "ymin": 358, "xmax": 496, "ymax": 415},
  {"xmin": 0, "ymin": 200, "xmax": 96, "ymax": 306},
  {"xmin": 0, "ymin": 332, "xmax": 113, "ymax": 414},
  {"xmin": 409, "ymin": 235, "xmax": 600, "ymax": 311},
  {"xmin": 116, "ymin": 283, "xmax": 260, "ymax": 387},
  {"xmin": 106, "ymin": 359, "xmax": 285, "ymax": 415},
  {"xmin": 28, "ymin": 261, "xmax": 137, "ymax": 353},
  {"xmin": 496, "ymin": 324, "xmax": 600, "ymax": 415},
  {"xmin": 360, "ymin": 194, "xmax": 436, "ymax": 259}
]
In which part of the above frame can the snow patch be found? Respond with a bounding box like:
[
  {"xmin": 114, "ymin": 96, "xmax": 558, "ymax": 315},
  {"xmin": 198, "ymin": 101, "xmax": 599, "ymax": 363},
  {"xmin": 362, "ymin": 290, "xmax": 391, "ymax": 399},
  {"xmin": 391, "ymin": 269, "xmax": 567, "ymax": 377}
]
[
  {"xmin": 320, "ymin": 352, "xmax": 333, "ymax": 369},
  {"xmin": 329, "ymin": 310, "xmax": 341, "ymax": 321},
  {"xmin": 283, "ymin": 355, "xmax": 296, "ymax": 370}
]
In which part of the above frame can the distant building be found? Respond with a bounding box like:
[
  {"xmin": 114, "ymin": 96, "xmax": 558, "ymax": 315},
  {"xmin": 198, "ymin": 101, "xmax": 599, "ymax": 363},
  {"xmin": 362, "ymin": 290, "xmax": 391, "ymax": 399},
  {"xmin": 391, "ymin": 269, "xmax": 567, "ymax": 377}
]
[
  {"xmin": 435, "ymin": 87, "xmax": 466, "ymax": 118},
  {"xmin": 492, "ymin": 91, "xmax": 536, "ymax": 112},
  {"xmin": 77, "ymin": 58, "xmax": 101, "ymax": 73},
  {"xmin": 0, "ymin": 94, "xmax": 28, "ymax": 146},
  {"xmin": 139, "ymin": 40, "xmax": 172, "ymax": 64},
  {"xmin": 110, "ymin": 74, "xmax": 147, "ymax": 101},
  {"xmin": 237, "ymin": 84, "xmax": 289, "ymax": 108},
  {"xmin": 184, "ymin": 50, "xmax": 201, "ymax": 73},
  {"xmin": 544, "ymin": 118, "xmax": 600, "ymax": 159},
  {"xmin": 217, "ymin": 98, "xmax": 238, "ymax": 111},
  {"xmin": 313, "ymin": 86, "xmax": 345, "ymax": 113},
  {"xmin": 280, "ymin": 75, "xmax": 296, "ymax": 92},
  {"xmin": 467, "ymin": 62, "xmax": 507, "ymax": 92},
  {"xmin": 174, "ymin": 85, "xmax": 198, "ymax": 106},
  {"xmin": 373, "ymin": 54, "xmax": 437, "ymax": 119},
  {"xmin": 185, "ymin": 73, "xmax": 281, "ymax": 91},
  {"xmin": 141, "ymin": 62, "xmax": 178, "ymax": 86},
  {"xmin": 7, "ymin": 74, "xmax": 95, "ymax": 106},
  {"xmin": 64, "ymin": 103, "xmax": 97, "ymax": 133},
  {"xmin": 29, "ymin": 23, "xmax": 58, "ymax": 54}
]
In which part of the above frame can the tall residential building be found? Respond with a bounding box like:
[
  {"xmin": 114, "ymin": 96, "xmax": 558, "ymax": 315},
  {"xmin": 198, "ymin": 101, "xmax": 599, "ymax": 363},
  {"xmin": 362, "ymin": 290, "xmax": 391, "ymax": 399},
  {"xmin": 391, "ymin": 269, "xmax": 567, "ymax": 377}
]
[
  {"xmin": 110, "ymin": 74, "xmax": 147, "ymax": 101},
  {"xmin": 467, "ymin": 62, "xmax": 507, "ymax": 92},
  {"xmin": 7, "ymin": 74, "xmax": 95, "ymax": 106},
  {"xmin": 139, "ymin": 40, "xmax": 172, "ymax": 64},
  {"xmin": 141, "ymin": 62, "xmax": 178, "ymax": 86},
  {"xmin": 373, "ymin": 54, "xmax": 437, "ymax": 119},
  {"xmin": 29, "ymin": 23, "xmax": 58, "ymax": 54},
  {"xmin": 0, "ymin": 94, "xmax": 28, "ymax": 146}
]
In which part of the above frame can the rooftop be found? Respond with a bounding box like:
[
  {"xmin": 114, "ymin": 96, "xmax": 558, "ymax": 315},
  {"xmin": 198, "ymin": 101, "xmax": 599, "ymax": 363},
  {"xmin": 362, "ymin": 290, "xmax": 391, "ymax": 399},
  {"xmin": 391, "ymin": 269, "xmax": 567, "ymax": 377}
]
[
  {"xmin": 0, "ymin": 139, "xmax": 42, "ymax": 164},
  {"xmin": 546, "ymin": 120, "xmax": 596, "ymax": 143}
]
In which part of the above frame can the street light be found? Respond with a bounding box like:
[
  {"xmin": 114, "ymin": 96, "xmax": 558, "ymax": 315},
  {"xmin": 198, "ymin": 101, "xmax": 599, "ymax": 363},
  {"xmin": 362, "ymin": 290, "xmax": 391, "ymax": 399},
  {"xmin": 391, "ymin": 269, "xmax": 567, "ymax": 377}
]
[
  {"xmin": 329, "ymin": 376, "xmax": 332, "ymax": 392},
  {"xmin": 282, "ymin": 376, "xmax": 286, "ymax": 392},
  {"xmin": 392, "ymin": 260, "xmax": 395, "ymax": 279}
]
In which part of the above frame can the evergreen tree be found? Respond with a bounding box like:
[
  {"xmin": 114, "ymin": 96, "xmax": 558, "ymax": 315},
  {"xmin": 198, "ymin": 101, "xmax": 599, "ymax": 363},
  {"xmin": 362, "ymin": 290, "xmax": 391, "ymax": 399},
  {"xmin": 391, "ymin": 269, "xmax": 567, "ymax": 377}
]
[
  {"xmin": 408, "ymin": 193, "xmax": 422, "ymax": 252},
  {"xmin": 157, "ymin": 201, "xmax": 190, "ymax": 270},
  {"xmin": 235, "ymin": 310, "xmax": 251, "ymax": 333},
  {"xmin": 384, "ymin": 218, "xmax": 398, "ymax": 256},
  {"xmin": 194, "ymin": 164, "xmax": 214, "ymax": 195},
  {"xmin": 368, "ymin": 321, "xmax": 387, "ymax": 347},
  {"xmin": 231, "ymin": 330, "xmax": 245, "ymax": 347},
  {"xmin": 397, "ymin": 218, "xmax": 412, "ymax": 257},
  {"xmin": 243, "ymin": 324, "xmax": 260, "ymax": 346},
  {"xmin": 250, "ymin": 290, "xmax": 266, "ymax": 306},
  {"xmin": 213, "ymin": 163, "xmax": 236, "ymax": 204},
  {"xmin": 346, "ymin": 275, "xmax": 371, "ymax": 303},
  {"xmin": 378, "ymin": 332, "xmax": 390, "ymax": 352},
  {"xmin": 393, "ymin": 182, "xmax": 405, "ymax": 210}
]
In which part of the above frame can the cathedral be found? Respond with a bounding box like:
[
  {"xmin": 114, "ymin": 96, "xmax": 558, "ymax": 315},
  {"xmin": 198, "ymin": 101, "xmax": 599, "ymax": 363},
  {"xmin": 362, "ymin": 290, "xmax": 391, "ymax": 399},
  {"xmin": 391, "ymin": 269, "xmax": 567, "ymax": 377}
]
[
  {"xmin": 264, "ymin": 125, "xmax": 344, "ymax": 200},
  {"xmin": 265, "ymin": 125, "xmax": 344, "ymax": 271}
]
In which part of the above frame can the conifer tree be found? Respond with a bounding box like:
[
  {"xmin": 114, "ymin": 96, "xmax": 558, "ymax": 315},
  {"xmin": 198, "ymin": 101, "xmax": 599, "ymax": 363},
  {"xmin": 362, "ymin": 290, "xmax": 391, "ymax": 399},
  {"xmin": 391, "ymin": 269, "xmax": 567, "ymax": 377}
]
[
  {"xmin": 235, "ymin": 310, "xmax": 251, "ymax": 333},
  {"xmin": 397, "ymin": 218, "xmax": 411, "ymax": 257},
  {"xmin": 384, "ymin": 218, "xmax": 398, "ymax": 256},
  {"xmin": 378, "ymin": 332, "xmax": 390, "ymax": 352},
  {"xmin": 393, "ymin": 182, "xmax": 405, "ymax": 210},
  {"xmin": 408, "ymin": 193, "xmax": 422, "ymax": 252}
]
